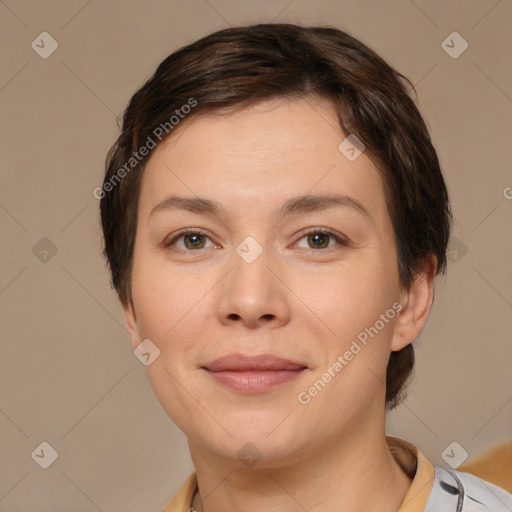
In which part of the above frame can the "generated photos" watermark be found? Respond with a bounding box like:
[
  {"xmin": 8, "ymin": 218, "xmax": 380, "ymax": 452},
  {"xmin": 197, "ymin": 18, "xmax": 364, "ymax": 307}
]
[{"xmin": 298, "ymin": 301, "xmax": 403, "ymax": 405}]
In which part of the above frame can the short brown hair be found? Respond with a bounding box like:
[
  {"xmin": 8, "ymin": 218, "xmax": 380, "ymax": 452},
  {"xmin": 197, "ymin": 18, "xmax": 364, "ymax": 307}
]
[{"xmin": 100, "ymin": 23, "xmax": 453, "ymax": 409}]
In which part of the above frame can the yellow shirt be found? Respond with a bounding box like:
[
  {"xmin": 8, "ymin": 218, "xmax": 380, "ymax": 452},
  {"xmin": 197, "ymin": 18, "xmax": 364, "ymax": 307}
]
[{"xmin": 161, "ymin": 436, "xmax": 434, "ymax": 511}]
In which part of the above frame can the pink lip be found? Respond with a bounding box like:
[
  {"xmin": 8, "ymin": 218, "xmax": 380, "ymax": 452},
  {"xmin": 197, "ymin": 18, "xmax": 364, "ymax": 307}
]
[{"xmin": 202, "ymin": 353, "xmax": 308, "ymax": 393}]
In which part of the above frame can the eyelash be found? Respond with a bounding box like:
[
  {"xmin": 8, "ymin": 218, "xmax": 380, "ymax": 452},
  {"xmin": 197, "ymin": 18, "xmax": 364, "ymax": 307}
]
[{"xmin": 163, "ymin": 228, "xmax": 349, "ymax": 253}]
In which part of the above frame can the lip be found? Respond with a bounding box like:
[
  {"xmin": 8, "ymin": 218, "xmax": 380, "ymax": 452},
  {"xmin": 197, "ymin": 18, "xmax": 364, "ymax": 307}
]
[
  {"xmin": 203, "ymin": 353, "xmax": 307, "ymax": 372},
  {"xmin": 202, "ymin": 353, "xmax": 308, "ymax": 393}
]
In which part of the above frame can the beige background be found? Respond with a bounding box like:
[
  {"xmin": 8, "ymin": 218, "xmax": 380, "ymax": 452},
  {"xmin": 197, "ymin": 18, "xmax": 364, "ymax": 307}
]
[{"xmin": 1, "ymin": 0, "xmax": 511, "ymax": 510}]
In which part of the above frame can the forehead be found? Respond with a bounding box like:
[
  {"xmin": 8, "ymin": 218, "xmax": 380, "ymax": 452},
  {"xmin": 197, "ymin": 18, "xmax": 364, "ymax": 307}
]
[{"xmin": 138, "ymin": 96, "xmax": 388, "ymax": 225}]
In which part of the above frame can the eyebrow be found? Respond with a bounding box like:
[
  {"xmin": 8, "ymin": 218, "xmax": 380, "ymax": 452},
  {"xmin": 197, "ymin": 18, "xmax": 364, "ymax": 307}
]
[{"xmin": 148, "ymin": 193, "xmax": 371, "ymax": 222}]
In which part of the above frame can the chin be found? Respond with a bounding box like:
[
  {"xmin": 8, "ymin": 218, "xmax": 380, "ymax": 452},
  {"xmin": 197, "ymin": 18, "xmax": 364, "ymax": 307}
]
[{"xmin": 197, "ymin": 431, "xmax": 308, "ymax": 471}]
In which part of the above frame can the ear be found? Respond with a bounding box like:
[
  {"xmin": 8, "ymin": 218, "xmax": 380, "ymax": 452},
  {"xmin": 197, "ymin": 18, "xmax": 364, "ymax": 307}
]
[
  {"xmin": 122, "ymin": 299, "xmax": 142, "ymax": 350},
  {"xmin": 391, "ymin": 254, "xmax": 438, "ymax": 351}
]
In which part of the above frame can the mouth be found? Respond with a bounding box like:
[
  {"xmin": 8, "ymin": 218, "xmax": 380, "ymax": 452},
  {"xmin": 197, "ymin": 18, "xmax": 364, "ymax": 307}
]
[{"xmin": 201, "ymin": 353, "xmax": 308, "ymax": 393}]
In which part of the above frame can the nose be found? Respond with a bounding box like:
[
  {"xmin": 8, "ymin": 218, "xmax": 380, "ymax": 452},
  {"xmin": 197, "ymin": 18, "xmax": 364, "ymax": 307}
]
[{"xmin": 216, "ymin": 243, "xmax": 291, "ymax": 330}]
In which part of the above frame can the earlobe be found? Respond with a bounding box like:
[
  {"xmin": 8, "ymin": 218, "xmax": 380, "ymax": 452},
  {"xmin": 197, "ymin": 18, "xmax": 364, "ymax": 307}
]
[
  {"xmin": 391, "ymin": 255, "xmax": 438, "ymax": 352},
  {"xmin": 122, "ymin": 299, "xmax": 141, "ymax": 350}
]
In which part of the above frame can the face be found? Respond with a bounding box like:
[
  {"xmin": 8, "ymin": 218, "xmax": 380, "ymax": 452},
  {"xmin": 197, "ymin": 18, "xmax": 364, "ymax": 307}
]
[{"xmin": 123, "ymin": 96, "xmax": 429, "ymax": 468}]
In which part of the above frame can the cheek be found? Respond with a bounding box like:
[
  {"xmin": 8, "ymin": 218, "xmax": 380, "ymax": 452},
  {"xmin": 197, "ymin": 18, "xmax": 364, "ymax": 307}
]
[
  {"xmin": 132, "ymin": 262, "xmax": 213, "ymax": 353},
  {"xmin": 294, "ymin": 258, "xmax": 397, "ymax": 339}
]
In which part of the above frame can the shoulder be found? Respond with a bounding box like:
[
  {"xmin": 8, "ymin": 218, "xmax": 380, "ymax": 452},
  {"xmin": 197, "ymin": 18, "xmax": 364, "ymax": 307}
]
[
  {"xmin": 161, "ymin": 471, "xmax": 197, "ymax": 512},
  {"xmin": 425, "ymin": 464, "xmax": 512, "ymax": 511}
]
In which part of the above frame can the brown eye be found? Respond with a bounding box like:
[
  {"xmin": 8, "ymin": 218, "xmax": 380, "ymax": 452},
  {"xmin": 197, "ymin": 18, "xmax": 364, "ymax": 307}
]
[
  {"xmin": 294, "ymin": 228, "xmax": 348, "ymax": 251},
  {"xmin": 306, "ymin": 232, "xmax": 331, "ymax": 249},
  {"xmin": 164, "ymin": 230, "xmax": 214, "ymax": 251},
  {"xmin": 183, "ymin": 233, "xmax": 206, "ymax": 250}
]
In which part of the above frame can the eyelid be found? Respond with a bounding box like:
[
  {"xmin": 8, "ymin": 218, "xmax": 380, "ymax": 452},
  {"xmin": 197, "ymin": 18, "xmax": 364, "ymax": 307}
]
[
  {"xmin": 292, "ymin": 227, "xmax": 349, "ymax": 251},
  {"xmin": 163, "ymin": 228, "xmax": 215, "ymax": 249},
  {"xmin": 163, "ymin": 227, "xmax": 349, "ymax": 252}
]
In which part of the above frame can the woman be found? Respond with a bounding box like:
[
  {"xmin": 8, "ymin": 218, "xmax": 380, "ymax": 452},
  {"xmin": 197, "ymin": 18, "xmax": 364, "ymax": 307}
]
[{"xmin": 99, "ymin": 23, "xmax": 512, "ymax": 511}]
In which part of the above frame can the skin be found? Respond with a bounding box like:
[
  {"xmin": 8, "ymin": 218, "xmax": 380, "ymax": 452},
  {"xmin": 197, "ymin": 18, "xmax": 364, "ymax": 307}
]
[{"xmin": 122, "ymin": 96, "xmax": 437, "ymax": 511}]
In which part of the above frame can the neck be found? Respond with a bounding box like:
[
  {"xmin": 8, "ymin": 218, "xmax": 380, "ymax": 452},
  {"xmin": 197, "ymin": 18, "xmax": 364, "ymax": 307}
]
[{"xmin": 189, "ymin": 422, "xmax": 412, "ymax": 512}]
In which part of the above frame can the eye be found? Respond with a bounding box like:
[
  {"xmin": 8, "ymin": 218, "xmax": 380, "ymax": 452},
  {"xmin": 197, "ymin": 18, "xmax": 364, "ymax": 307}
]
[
  {"xmin": 294, "ymin": 228, "xmax": 348, "ymax": 251},
  {"xmin": 163, "ymin": 229, "xmax": 216, "ymax": 251},
  {"xmin": 163, "ymin": 227, "xmax": 349, "ymax": 253}
]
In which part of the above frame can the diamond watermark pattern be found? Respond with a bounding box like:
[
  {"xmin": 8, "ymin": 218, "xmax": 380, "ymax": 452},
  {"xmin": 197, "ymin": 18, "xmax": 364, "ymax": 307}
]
[
  {"xmin": 441, "ymin": 441, "xmax": 469, "ymax": 468},
  {"xmin": 447, "ymin": 236, "xmax": 468, "ymax": 263},
  {"xmin": 31, "ymin": 441, "xmax": 59, "ymax": 469},
  {"xmin": 32, "ymin": 237, "xmax": 58, "ymax": 263},
  {"xmin": 31, "ymin": 32, "xmax": 59, "ymax": 59},
  {"xmin": 338, "ymin": 134, "xmax": 366, "ymax": 161},
  {"xmin": 133, "ymin": 338, "xmax": 161, "ymax": 366},
  {"xmin": 236, "ymin": 236, "xmax": 263, "ymax": 264},
  {"xmin": 441, "ymin": 32, "xmax": 468, "ymax": 59},
  {"xmin": 237, "ymin": 442, "xmax": 262, "ymax": 468}
]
